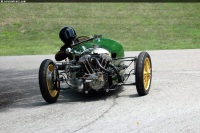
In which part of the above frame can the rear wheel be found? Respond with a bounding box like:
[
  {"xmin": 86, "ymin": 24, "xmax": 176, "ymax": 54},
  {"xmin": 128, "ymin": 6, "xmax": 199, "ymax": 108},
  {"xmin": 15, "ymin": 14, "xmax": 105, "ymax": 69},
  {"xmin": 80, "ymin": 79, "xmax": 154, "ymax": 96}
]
[
  {"xmin": 39, "ymin": 59, "xmax": 60, "ymax": 103},
  {"xmin": 135, "ymin": 52, "xmax": 152, "ymax": 96}
]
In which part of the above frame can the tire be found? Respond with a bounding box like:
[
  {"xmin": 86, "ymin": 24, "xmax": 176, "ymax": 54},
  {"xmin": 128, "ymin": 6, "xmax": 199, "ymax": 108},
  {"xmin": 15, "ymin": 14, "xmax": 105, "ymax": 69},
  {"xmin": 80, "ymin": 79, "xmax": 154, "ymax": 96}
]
[
  {"xmin": 39, "ymin": 59, "xmax": 60, "ymax": 103},
  {"xmin": 135, "ymin": 52, "xmax": 152, "ymax": 96}
]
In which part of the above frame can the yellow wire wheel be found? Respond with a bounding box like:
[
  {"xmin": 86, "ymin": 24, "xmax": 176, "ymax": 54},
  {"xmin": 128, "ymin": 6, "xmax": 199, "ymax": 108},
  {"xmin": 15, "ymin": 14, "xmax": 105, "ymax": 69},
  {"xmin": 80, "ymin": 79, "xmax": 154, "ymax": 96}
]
[
  {"xmin": 143, "ymin": 58, "xmax": 151, "ymax": 90},
  {"xmin": 46, "ymin": 64, "xmax": 58, "ymax": 97},
  {"xmin": 135, "ymin": 52, "xmax": 152, "ymax": 96},
  {"xmin": 39, "ymin": 59, "xmax": 60, "ymax": 103}
]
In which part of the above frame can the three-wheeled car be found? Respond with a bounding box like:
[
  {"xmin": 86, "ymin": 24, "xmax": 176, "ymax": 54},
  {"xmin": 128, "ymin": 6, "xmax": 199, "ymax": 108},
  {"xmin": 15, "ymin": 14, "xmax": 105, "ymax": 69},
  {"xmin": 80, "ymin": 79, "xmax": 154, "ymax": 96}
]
[{"xmin": 39, "ymin": 27, "xmax": 152, "ymax": 103}]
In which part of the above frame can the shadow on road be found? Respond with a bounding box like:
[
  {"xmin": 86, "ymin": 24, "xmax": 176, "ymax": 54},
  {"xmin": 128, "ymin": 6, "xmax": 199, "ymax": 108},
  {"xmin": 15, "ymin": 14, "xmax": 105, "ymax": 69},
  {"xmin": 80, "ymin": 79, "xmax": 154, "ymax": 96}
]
[
  {"xmin": 0, "ymin": 69, "xmax": 140, "ymax": 111},
  {"xmin": 58, "ymin": 86, "xmax": 124, "ymax": 103}
]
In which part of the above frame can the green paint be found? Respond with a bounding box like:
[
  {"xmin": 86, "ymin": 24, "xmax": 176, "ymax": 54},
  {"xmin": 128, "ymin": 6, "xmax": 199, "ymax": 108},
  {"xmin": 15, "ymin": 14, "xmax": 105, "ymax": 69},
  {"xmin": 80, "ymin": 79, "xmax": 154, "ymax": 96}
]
[{"xmin": 72, "ymin": 38, "xmax": 125, "ymax": 58}]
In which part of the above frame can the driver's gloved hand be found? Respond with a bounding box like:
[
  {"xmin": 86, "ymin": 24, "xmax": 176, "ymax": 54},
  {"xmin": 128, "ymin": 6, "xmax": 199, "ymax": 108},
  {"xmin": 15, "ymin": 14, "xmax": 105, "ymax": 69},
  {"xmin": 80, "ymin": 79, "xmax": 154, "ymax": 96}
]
[{"xmin": 65, "ymin": 48, "xmax": 72, "ymax": 53}]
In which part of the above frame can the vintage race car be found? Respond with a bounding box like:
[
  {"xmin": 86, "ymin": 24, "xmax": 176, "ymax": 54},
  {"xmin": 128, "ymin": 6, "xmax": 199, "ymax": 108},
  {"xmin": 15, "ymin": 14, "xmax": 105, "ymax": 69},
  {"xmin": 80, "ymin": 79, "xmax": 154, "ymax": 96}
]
[{"xmin": 39, "ymin": 34, "xmax": 152, "ymax": 104}]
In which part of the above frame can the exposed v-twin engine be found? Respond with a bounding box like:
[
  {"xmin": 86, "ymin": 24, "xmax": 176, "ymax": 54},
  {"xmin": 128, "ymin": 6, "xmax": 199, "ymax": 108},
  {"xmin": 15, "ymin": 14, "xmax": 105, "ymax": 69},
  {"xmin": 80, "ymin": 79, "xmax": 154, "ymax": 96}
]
[{"xmin": 68, "ymin": 48, "xmax": 112, "ymax": 92}]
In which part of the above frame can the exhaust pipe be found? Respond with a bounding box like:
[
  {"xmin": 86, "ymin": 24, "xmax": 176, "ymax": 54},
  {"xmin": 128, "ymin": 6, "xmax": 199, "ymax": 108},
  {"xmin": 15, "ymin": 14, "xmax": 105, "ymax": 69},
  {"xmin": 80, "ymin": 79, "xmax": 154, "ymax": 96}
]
[{"xmin": 94, "ymin": 58, "xmax": 123, "ymax": 83}]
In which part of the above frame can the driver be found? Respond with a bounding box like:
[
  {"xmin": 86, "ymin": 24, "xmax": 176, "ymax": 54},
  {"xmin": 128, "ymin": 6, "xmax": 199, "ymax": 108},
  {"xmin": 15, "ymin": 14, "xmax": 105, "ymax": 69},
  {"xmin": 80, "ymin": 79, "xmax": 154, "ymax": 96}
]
[{"xmin": 55, "ymin": 26, "xmax": 76, "ymax": 61}]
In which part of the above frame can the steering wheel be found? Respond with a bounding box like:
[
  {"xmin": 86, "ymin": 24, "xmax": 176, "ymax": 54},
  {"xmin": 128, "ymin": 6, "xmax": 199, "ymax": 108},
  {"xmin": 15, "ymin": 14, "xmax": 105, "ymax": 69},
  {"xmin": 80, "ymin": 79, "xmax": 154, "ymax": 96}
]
[{"xmin": 75, "ymin": 36, "xmax": 91, "ymax": 42}]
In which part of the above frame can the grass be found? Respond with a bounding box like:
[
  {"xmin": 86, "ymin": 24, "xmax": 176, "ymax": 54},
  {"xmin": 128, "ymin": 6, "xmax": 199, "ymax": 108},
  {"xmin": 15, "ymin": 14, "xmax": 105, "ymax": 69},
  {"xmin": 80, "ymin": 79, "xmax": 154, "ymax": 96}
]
[{"xmin": 0, "ymin": 3, "xmax": 200, "ymax": 56}]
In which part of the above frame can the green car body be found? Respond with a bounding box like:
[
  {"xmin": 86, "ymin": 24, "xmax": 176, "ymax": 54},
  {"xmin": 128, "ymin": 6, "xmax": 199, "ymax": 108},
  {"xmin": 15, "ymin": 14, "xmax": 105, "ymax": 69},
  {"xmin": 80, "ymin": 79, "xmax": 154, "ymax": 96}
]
[{"xmin": 72, "ymin": 37, "xmax": 125, "ymax": 58}]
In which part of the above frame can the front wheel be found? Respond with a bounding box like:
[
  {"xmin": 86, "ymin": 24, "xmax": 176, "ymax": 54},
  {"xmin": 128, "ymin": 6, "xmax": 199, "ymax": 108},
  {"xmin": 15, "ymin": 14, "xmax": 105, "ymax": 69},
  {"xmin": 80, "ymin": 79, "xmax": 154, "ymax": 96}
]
[
  {"xmin": 39, "ymin": 59, "xmax": 60, "ymax": 103},
  {"xmin": 135, "ymin": 52, "xmax": 152, "ymax": 96}
]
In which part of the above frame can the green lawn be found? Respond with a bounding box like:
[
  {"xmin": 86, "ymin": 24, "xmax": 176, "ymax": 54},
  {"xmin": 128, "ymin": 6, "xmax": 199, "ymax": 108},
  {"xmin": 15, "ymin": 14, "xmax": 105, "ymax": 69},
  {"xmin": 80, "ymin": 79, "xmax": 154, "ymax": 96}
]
[{"xmin": 0, "ymin": 3, "xmax": 200, "ymax": 56}]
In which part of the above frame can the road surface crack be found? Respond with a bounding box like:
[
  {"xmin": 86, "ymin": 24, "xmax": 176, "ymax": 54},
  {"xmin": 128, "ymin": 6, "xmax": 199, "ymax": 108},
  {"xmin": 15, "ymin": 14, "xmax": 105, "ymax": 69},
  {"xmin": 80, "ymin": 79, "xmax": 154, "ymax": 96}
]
[{"xmin": 72, "ymin": 95, "xmax": 117, "ymax": 133}]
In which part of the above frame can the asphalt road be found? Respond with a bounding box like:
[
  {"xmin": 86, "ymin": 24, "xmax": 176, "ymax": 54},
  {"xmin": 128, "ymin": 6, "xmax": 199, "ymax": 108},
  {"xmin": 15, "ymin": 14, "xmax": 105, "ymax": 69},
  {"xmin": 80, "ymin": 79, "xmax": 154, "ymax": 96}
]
[{"xmin": 0, "ymin": 49, "xmax": 200, "ymax": 133}]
